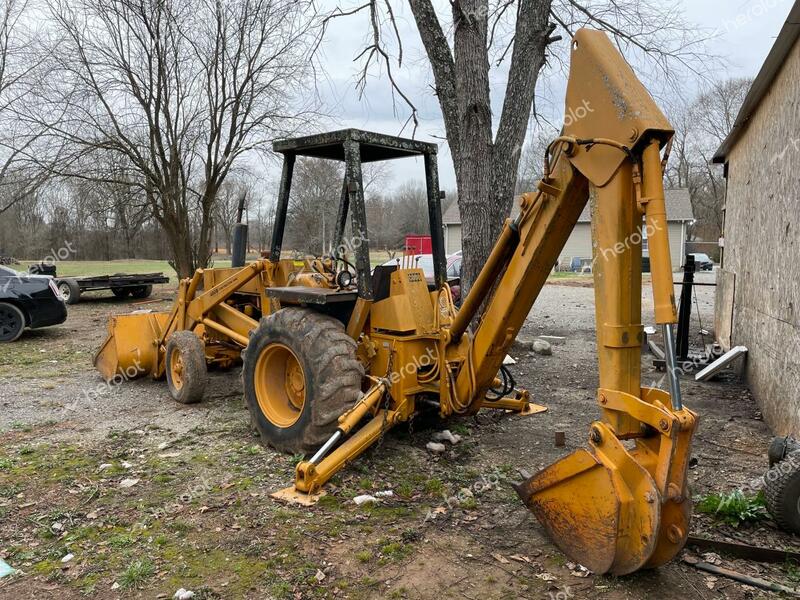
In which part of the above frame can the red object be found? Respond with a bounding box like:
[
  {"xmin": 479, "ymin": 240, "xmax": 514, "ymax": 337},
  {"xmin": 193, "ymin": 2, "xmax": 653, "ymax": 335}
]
[{"xmin": 404, "ymin": 235, "xmax": 432, "ymax": 255}]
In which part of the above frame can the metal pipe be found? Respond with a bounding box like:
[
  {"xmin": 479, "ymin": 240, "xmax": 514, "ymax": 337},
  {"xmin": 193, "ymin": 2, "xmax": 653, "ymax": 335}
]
[
  {"xmin": 310, "ymin": 430, "xmax": 342, "ymax": 464},
  {"xmin": 200, "ymin": 317, "xmax": 249, "ymax": 347},
  {"xmin": 449, "ymin": 221, "xmax": 519, "ymax": 343},
  {"xmin": 661, "ymin": 324, "xmax": 683, "ymax": 411}
]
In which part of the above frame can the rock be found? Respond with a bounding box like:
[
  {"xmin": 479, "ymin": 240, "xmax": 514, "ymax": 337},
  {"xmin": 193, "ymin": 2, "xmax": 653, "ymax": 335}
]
[
  {"xmin": 353, "ymin": 494, "xmax": 379, "ymax": 505},
  {"xmin": 51, "ymin": 522, "xmax": 64, "ymax": 532},
  {"xmin": 315, "ymin": 569, "xmax": 326, "ymax": 582},
  {"xmin": 98, "ymin": 463, "xmax": 112, "ymax": 472},
  {"xmin": 513, "ymin": 338, "xmax": 535, "ymax": 351},
  {"xmin": 532, "ymin": 339, "xmax": 552, "ymax": 356},
  {"xmin": 426, "ymin": 442, "xmax": 446, "ymax": 454},
  {"xmin": 173, "ymin": 589, "xmax": 195, "ymax": 600},
  {"xmin": 431, "ymin": 430, "xmax": 461, "ymax": 445},
  {"xmin": 374, "ymin": 490, "xmax": 394, "ymax": 498},
  {"xmin": 61, "ymin": 553, "xmax": 74, "ymax": 563},
  {"xmin": 119, "ymin": 478, "xmax": 139, "ymax": 488},
  {"xmin": 111, "ymin": 582, "xmax": 120, "ymax": 590}
]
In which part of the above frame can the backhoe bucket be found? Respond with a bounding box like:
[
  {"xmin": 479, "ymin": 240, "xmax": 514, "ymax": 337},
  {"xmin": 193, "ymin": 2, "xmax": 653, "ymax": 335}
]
[
  {"xmin": 515, "ymin": 411, "xmax": 695, "ymax": 576},
  {"xmin": 94, "ymin": 312, "xmax": 170, "ymax": 382}
]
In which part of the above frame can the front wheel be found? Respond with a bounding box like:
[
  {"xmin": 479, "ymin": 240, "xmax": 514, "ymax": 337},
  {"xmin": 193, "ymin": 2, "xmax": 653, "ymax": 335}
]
[
  {"xmin": 165, "ymin": 331, "xmax": 207, "ymax": 404},
  {"xmin": 0, "ymin": 302, "xmax": 25, "ymax": 342},
  {"xmin": 242, "ymin": 308, "xmax": 364, "ymax": 454}
]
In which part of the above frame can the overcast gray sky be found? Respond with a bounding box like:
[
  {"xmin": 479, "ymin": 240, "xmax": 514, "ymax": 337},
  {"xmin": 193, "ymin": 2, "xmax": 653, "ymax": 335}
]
[{"xmin": 298, "ymin": 0, "xmax": 791, "ymax": 192}]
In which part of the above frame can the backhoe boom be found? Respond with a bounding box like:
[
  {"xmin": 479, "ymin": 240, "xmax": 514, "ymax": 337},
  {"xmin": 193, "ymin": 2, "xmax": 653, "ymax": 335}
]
[{"xmin": 446, "ymin": 29, "xmax": 698, "ymax": 575}]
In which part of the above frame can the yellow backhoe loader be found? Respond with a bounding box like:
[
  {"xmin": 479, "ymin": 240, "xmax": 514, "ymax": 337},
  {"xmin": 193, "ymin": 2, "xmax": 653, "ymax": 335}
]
[{"xmin": 95, "ymin": 28, "xmax": 696, "ymax": 575}]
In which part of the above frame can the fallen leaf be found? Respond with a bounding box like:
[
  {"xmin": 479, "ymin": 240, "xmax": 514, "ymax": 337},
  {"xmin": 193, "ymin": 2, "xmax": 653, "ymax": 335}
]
[
  {"xmin": 491, "ymin": 553, "xmax": 509, "ymax": 564},
  {"xmin": 509, "ymin": 554, "xmax": 531, "ymax": 564}
]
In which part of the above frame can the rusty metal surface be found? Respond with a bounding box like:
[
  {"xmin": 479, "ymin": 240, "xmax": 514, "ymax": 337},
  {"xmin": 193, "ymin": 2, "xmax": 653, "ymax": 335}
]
[
  {"xmin": 265, "ymin": 286, "xmax": 359, "ymax": 305},
  {"xmin": 684, "ymin": 556, "xmax": 800, "ymax": 597},
  {"xmin": 564, "ymin": 29, "xmax": 673, "ymax": 187},
  {"xmin": 687, "ymin": 536, "xmax": 800, "ymax": 563},
  {"xmin": 272, "ymin": 128, "xmax": 438, "ymax": 162}
]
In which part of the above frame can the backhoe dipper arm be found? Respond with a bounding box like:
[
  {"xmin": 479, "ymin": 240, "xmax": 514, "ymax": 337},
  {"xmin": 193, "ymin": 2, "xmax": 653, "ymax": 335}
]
[
  {"xmin": 448, "ymin": 29, "xmax": 678, "ymax": 419},
  {"xmin": 447, "ymin": 29, "xmax": 698, "ymax": 576}
]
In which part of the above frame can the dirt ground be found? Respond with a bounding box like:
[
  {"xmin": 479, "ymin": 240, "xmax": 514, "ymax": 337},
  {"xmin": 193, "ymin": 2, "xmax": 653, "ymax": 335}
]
[{"xmin": 1, "ymin": 274, "xmax": 797, "ymax": 599}]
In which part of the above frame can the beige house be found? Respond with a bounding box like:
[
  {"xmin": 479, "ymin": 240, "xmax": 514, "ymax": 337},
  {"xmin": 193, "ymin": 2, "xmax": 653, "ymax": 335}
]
[
  {"xmin": 442, "ymin": 189, "xmax": 694, "ymax": 270},
  {"xmin": 713, "ymin": 2, "xmax": 800, "ymax": 435}
]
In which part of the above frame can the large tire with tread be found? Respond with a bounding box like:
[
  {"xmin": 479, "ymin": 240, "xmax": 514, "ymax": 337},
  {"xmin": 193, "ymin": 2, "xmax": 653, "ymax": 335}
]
[
  {"xmin": 58, "ymin": 279, "xmax": 81, "ymax": 305},
  {"xmin": 165, "ymin": 331, "xmax": 207, "ymax": 404},
  {"xmin": 242, "ymin": 307, "xmax": 364, "ymax": 455},
  {"xmin": 769, "ymin": 437, "xmax": 800, "ymax": 468},
  {"xmin": 765, "ymin": 456, "xmax": 800, "ymax": 534},
  {"xmin": 0, "ymin": 302, "xmax": 26, "ymax": 342}
]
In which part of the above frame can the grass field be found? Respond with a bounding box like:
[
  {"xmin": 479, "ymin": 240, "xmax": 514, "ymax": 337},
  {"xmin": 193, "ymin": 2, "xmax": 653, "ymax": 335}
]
[
  {"xmin": 18, "ymin": 259, "xmax": 185, "ymax": 278},
  {"xmin": 14, "ymin": 251, "xmax": 408, "ymax": 279}
]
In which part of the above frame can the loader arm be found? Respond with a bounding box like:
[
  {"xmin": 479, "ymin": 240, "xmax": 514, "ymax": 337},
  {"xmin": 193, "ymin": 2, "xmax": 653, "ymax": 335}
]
[{"xmin": 446, "ymin": 29, "xmax": 698, "ymax": 575}]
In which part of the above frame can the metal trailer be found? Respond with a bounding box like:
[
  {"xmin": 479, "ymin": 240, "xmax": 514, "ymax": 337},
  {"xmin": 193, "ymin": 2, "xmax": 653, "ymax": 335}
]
[{"xmin": 52, "ymin": 272, "xmax": 169, "ymax": 305}]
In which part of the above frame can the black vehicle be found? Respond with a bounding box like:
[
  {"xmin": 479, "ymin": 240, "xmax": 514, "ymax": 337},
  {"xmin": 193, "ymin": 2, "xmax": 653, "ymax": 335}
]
[
  {"xmin": 0, "ymin": 265, "xmax": 67, "ymax": 342},
  {"xmin": 686, "ymin": 253, "xmax": 714, "ymax": 272}
]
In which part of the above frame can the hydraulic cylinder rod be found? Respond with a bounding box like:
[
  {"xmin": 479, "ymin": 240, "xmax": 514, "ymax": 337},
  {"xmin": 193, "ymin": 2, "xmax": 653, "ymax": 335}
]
[
  {"xmin": 449, "ymin": 221, "xmax": 519, "ymax": 343},
  {"xmin": 641, "ymin": 140, "xmax": 682, "ymax": 411}
]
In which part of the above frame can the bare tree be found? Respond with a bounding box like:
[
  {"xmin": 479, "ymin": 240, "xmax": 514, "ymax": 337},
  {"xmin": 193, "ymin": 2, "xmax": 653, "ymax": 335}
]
[
  {"xmin": 214, "ymin": 177, "xmax": 251, "ymax": 254},
  {"xmin": 286, "ymin": 157, "xmax": 343, "ymax": 255},
  {"xmin": 26, "ymin": 0, "xmax": 316, "ymax": 276},
  {"xmin": 665, "ymin": 77, "xmax": 750, "ymax": 245},
  {"xmin": 0, "ymin": 0, "xmax": 49, "ymax": 217},
  {"xmin": 320, "ymin": 0, "xmax": 713, "ymax": 295}
]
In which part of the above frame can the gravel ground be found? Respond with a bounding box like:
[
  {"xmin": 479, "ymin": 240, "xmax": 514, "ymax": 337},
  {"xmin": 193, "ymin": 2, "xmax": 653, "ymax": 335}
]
[{"xmin": 0, "ymin": 271, "xmax": 796, "ymax": 600}]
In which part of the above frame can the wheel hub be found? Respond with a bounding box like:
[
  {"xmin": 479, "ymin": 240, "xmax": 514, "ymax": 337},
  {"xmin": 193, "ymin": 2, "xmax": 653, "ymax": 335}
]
[
  {"xmin": 0, "ymin": 309, "xmax": 15, "ymax": 336},
  {"xmin": 254, "ymin": 343, "xmax": 306, "ymax": 428},
  {"xmin": 170, "ymin": 349, "xmax": 184, "ymax": 389}
]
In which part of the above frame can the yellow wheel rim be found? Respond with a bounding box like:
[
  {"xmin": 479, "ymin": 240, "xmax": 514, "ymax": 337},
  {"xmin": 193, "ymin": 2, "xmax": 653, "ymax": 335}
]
[
  {"xmin": 169, "ymin": 347, "xmax": 184, "ymax": 390},
  {"xmin": 254, "ymin": 343, "xmax": 306, "ymax": 428}
]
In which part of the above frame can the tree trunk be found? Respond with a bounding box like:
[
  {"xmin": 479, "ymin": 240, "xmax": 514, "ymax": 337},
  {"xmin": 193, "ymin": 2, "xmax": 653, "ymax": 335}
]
[{"xmin": 410, "ymin": 0, "xmax": 552, "ymax": 303}]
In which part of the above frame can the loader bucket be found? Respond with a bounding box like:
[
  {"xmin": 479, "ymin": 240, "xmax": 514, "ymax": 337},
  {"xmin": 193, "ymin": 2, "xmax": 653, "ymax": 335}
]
[
  {"xmin": 514, "ymin": 422, "xmax": 674, "ymax": 576},
  {"xmin": 94, "ymin": 312, "xmax": 170, "ymax": 382}
]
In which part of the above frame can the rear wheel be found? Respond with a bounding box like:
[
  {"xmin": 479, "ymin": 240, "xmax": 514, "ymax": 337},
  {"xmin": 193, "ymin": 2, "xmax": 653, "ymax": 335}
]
[
  {"xmin": 131, "ymin": 285, "xmax": 153, "ymax": 299},
  {"xmin": 165, "ymin": 331, "xmax": 207, "ymax": 404},
  {"xmin": 111, "ymin": 287, "xmax": 131, "ymax": 299},
  {"xmin": 242, "ymin": 308, "xmax": 364, "ymax": 454},
  {"xmin": 0, "ymin": 302, "xmax": 25, "ymax": 342},
  {"xmin": 58, "ymin": 279, "xmax": 81, "ymax": 305}
]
